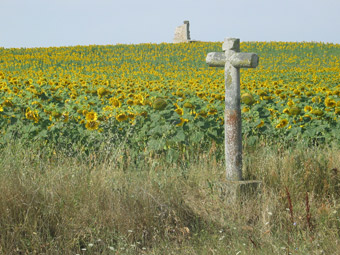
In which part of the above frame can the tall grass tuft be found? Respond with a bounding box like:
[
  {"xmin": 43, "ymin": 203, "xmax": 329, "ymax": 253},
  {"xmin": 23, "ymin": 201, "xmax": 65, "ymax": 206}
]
[{"xmin": 0, "ymin": 140, "xmax": 339, "ymax": 254}]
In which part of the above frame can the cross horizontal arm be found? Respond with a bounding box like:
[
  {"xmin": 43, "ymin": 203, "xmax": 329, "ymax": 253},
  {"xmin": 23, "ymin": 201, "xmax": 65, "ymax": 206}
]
[
  {"xmin": 206, "ymin": 52, "xmax": 259, "ymax": 69},
  {"xmin": 206, "ymin": 52, "xmax": 226, "ymax": 67},
  {"xmin": 230, "ymin": 52, "xmax": 259, "ymax": 68}
]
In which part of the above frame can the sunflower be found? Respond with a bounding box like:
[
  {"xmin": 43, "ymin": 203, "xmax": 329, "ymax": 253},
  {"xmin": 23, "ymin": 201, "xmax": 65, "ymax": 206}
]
[
  {"xmin": 215, "ymin": 94, "xmax": 222, "ymax": 100},
  {"xmin": 109, "ymin": 98, "xmax": 121, "ymax": 108},
  {"xmin": 2, "ymin": 99, "xmax": 13, "ymax": 107},
  {"xmin": 283, "ymin": 108, "xmax": 290, "ymax": 114},
  {"xmin": 126, "ymin": 99, "xmax": 134, "ymax": 106},
  {"xmin": 197, "ymin": 92, "xmax": 205, "ymax": 98},
  {"xmin": 85, "ymin": 111, "xmax": 98, "ymax": 121},
  {"xmin": 275, "ymin": 119, "xmax": 288, "ymax": 128},
  {"xmin": 85, "ymin": 120, "xmax": 99, "ymax": 130},
  {"xmin": 241, "ymin": 93, "xmax": 254, "ymax": 105},
  {"xmin": 256, "ymin": 120, "xmax": 265, "ymax": 128},
  {"xmin": 97, "ymin": 87, "xmax": 110, "ymax": 97},
  {"xmin": 196, "ymin": 110, "xmax": 207, "ymax": 118},
  {"xmin": 153, "ymin": 98, "xmax": 167, "ymax": 110},
  {"xmin": 127, "ymin": 112, "xmax": 135, "ymax": 119},
  {"xmin": 176, "ymin": 117, "xmax": 189, "ymax": 126},
  {"xmin": 116, "ymin": 113, "xmax": 128, "ymax": 122},
  {"xmin": 176, "ymin": 90, "xmax": 184, "ymax": 97},
  {"xmin": 311, "ymin": 109, "xmax": 324, "ymax": 116},
  {"xmin": 305, "ymin": 91, "xmax": 313, "ymax": 97},
  {"xmin": 304, "ymin": 105, "xmax": 312, "ymax": 112},
  {"xmin": 140, "ymin": 111, "xmax": 148, "ymax": 118},
  {"xmin": 335, "ymin": 108, "xmax": 340, "ymax": 115},
  {"xmin": 242, "ymin": 107, "xmax": 250, "ymax": 113},
  {"xmin": 257, "ymin": 90, "xmax": 267, "ymax": 97},
  {"xmin": 25, "ymin": 108, "xmax": 39, "ymax": 123},
  {"xmin": 62, "ymin": 112, "xmax": 69, "ymax": 122},
  {"xmin": 312, "ymin": 96, "xmax": 321, "ymax": 103},
  {"xmin": 279, "ymin": 94, "xmax": 286, "ymax": 99},
  {"xmin": 183, "ymin": 102, "xmax": 194, "ymax": 109},
  {"xmin": 289, "ymin": 106, "xmax": 301, "ymax": 115},
  {"xmin": 175, "ymin": 108, "xmax": 184, "ymax": 116},
  {"xmin": 325, "ymin": 97, "xmax": 336, "ymax": 107},
  {"xmin": 208, "ymin": 108, "xmax": 218, "ymax": 115}
]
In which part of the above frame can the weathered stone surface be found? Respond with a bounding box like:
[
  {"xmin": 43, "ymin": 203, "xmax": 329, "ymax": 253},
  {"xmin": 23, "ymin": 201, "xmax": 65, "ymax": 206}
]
[
  {"xmin": 230, "ymin": 53, "xmax": 259, "ymax": 68},
  {"xmin": 206, "ymin": 52, "xmax": 226, "ymax": 67},
  {"xmin": 173, "ymin": 21, "xmax": 190, "ymax": 43},
  {"xmin": 206, "ymin": 38, "xmax": 259, "ymax": 182}
]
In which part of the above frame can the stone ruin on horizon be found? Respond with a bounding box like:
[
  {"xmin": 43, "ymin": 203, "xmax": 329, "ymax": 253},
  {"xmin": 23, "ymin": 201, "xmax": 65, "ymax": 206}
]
[{"xmin": 173, "ymin": 21, "xmax": 191, "ymax": 43}]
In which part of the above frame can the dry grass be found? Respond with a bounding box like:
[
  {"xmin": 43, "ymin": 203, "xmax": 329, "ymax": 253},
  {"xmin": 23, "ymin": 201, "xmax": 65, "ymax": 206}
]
[{"xmin": 0, "ymin": 141, "xmax": 339, "ymax": 254}]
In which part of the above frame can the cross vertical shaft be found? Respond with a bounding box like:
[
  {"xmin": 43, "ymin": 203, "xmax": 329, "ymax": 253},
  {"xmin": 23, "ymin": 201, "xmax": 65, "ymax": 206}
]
[{"xmin": 224, "ymin": 38, "xmax": 243, "ymax": 181}]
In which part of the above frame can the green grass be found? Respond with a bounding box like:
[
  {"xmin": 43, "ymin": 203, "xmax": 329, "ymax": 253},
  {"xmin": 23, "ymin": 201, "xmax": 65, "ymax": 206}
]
[{"xmin": 0, "ymin": 140, "xmax": 339, "ymax": 254}]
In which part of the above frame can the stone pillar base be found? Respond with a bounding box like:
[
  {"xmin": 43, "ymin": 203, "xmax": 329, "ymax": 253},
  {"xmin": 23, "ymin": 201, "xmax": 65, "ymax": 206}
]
[{"xmin": 217, "ymin": 180, "xmax": 262, "ymax": 203}]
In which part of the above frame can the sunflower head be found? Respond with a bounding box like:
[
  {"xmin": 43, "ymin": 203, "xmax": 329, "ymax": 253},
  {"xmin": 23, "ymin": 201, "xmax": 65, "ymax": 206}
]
[
  {"xmin": 241, "ymin": 93, "xmax": 255, "ymax": 105},
  {"xmin": 276, "ymin": 119, "xmax": 288, "ymax": 128},
  {"xmin": 289, "ymin": 106, "xmax": 301, "ymax": 115},
  {"xmin": 176, "ymin": 90, "xmax": 184, "ymax": 97},
  {"xmin": 175, "ymin": 108, "xmax": 184, "ymax": 116},
  {"xmin": 97, "ymin": 87, "xmax": 110, "ymax": 97},
  {"xmin": 126, "ymin": 99, "xmax": 134, "ymax": 106},
  {"xmin": 153, "ymin": 98, "xmax": 167, "ymax": 110},
  {"xmin": 85, "ymin": 120, "xmax": 99, "ymax": 130},
  {"xmin": 311, "ymin": 109, "xmax": 324, "ymax": 116},
  {"xmin": 304, "ymin": 105, "xmax": 312, "ymax": 112},
  {"xmin": 242, "ymin": 107, "xmax": 250, "ymax": 113},
  {"xmin": 176, "ymin": 117, "xmax": 189, "ymax": 126},
  {"xmin": 183, "ymin": 102, "xmax": 194, "ymax": 109},
  {"xmin": 257, "ymin": 90, "xmax": 267, "ymax": 97},
  {"xmin": 312, "ymin": 96, "xmax": 321, "ymax": 103},
  {"xmin": 116, "ymin": 113, "xmax": 128, "ymax": 122},
  {"xmin": 85, "ymin": 111, "xmax": 98, "ymax": 121},
  {"xmin": 140, "ymin": 111, "xmax": 148, "ymax": 118},
  {"xmin": 109, "ymin": 98, "xmax": 121, "ymax": 108},
  {"xmin": 208, "ymin": 108, "xmax": 218, "ymax": 115},
  {"xmin": 335, "ymin": 108, "xmax": 340, "ymax": 115},
  {"xmin": 325, "ymin": 97, "xmax": 336, "ymax": 107}
]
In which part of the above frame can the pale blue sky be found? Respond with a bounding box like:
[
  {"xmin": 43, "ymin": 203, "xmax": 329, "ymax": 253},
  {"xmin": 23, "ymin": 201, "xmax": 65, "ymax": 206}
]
[{"xmin": 1, "ymin": 0, "xmax": 339, "ymax": 48}]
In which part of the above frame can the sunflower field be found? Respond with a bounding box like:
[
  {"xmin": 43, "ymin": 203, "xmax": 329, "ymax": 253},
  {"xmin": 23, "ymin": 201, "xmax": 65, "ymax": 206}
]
[{"xmin": 0, "ymin": 41, "xmax": 340, "ymax": 152}]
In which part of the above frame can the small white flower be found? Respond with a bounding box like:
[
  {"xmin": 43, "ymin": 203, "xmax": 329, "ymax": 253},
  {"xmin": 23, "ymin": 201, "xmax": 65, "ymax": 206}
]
[
  {"xmin": 268, "ymin": 212, "xmax": 273, "ymax": 215},
  {"xmin": 88, "ymin": 243, "xmax": 94, "ymax": 247},
  {"xmin": 109, "ymin": 246, "xmax": 115, "ymax": 251}
]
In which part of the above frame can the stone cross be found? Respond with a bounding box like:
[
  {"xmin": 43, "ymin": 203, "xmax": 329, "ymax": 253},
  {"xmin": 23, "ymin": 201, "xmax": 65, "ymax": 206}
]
[{"xmin": 206, "ymin": 38, "xmax": 259, "ymax": 182}]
